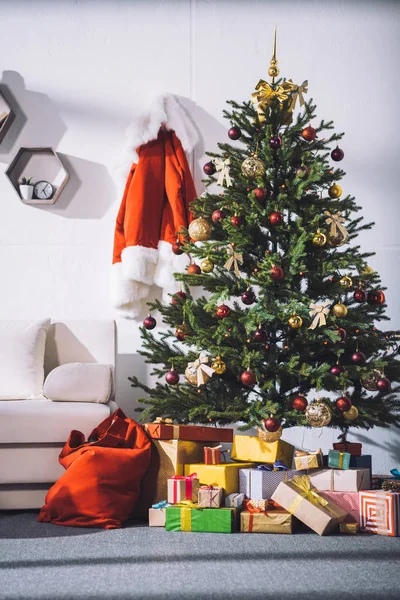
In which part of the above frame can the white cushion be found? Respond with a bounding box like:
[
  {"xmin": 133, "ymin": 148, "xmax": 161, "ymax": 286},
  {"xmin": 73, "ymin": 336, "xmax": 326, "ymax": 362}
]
[
  {"xmin": 0, "ymin": 319, "xmax": 50, "ymax": 400},
  {"xmin": 43, "ymin": 362, "xmax": 113, "ymax": 403}
]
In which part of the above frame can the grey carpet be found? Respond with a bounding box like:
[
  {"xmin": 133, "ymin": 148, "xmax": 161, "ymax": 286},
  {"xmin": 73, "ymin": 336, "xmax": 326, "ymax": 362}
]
[{"xmin": 1, "ymin": 511, "xmax": 400, "ymax": 600}]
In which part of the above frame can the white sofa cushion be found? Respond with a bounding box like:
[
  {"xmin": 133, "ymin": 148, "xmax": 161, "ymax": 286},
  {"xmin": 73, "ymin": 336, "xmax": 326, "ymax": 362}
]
[
  {"xmin": 43, "ymin": 362, "xmax": 113, "ymax": 403},
  {"xmin": 0, "ymin": 319, "xmax": 50, "ymax": 400},
  {"xmin": 0, "ymin": 399, "xmax": 112, "ymax": 444}
]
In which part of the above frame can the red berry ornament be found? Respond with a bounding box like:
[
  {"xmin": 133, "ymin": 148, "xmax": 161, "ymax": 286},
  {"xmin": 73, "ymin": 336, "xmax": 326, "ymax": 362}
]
[
  {"xmin": 241, "ymin": 289, "xmax": 256, "ymax": 305},
  {"xmin": 241, "ymin": 369, "xmax": 256, "ymax": 387},
  {"xmin": 352, "ymin": 351, "xmax": 366, "ymax": 365},
  {"xmin": 337, "ymin": 327, "xmax": 347, "ymax": 340},
  {"xmin": 165, "ymin": 369, "xmax": 180, "ymax": 385},
  {"xmin": 228, "ymin": 126, "xmax": 241, "ymax": 140},
  {"xmin": 331, "ymin": 146, "xmax": 344, "ymax": 161},
  {"xmin": 203, "ymin": 161, "xmax": 216, "ymax": 175},
  {"xmin": 172, "ymin": 291, "xmax": 187, "ymax": 305},
  {"xmin": 269, "ymin": 211, "xmax": 284, "ymax": 226},
  {"xmin": 212, "ymin": 209, "xmax": 225, "ymax": 223},
  {"xmin": 264, "ymin": 416, "xmax": 281, "ymax": 432},
  {"xmin": 270, "ymin": 266, "xmax": 284, "ymax": 281},
  {"xmin": 187, "ymin": 264, "xmax": 201, "ymax": 275},
  {"xmin": 231, "ymin": 215, "xmax": 242, "ymax": 227},
  {"xmin": 292, "ymin": 395, "xmax": 308, "ymax": 412},
  {"xmin": 353, "ymin": 289, "xmax": 367, "ymax": 303},
  {"xmin": 143, "ymin": 315, "xmax": 156, "ymax": 330},
  {"xmin": 254, "ymin": 327, "xmax": 268, "ymax": 342},
  {"xmin": 367, "ymin": 290, "xmax": 385, "ymax": 305},
  {"xmin": 172, "ymin": 241, "xmax": 184, "ymax": 255},
  {"xmin": 216, "ymin": 304, "xmax": 231, "ymax": 319},
  {"xmin": 254, "ymin": 187, "xmax": 268, "ymax": 203},
  {"xmin": 330, "ymin": 364, "xmax": 344, "ymax": 376},
  {"xmin": 301, "ymin": 126, "xmax": 317, "ymax": 141},
  {"xmin": 377, "ymin": 377, "xmax": 391, "ymax": 393},
  {"xmin": 269, "ymin": 135, "xmax": 282, "ymax": 150},
  {"xmin": 336, "ymin": 396, "xmax": 352, "ymax": 412}
]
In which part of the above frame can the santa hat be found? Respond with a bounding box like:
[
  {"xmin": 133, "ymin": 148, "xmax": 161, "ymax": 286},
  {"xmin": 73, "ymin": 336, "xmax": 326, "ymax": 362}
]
[{"xmin": 111, "ymin": 95, "xmax": 199, "ymax": 319}]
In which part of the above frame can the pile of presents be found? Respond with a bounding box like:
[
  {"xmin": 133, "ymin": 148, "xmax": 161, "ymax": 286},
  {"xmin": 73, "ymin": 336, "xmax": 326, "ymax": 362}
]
[{"xmin": 137, "ymin": 421, "xmax": 400, "ymax": 536}]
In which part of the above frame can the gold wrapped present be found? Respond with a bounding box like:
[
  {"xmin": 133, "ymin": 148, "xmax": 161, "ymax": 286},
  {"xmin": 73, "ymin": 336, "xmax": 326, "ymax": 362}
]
[
  {"xmin": 231, "ymin": 435, "xmax": 294, "ymax": 466},
  {"xmin": 184, "ymin": 462, "xmax": 255, "ymax": 495},
  {"xmin": 240, "ymin": 509, "xmax": 293, "ymax": 534},
  {"xmin": 340, "ymin": 521, "xmax": 359, "ymax": 534},
  {"xmin": 294, "ymin": 448, "xmax": 323, "ymax": 470}
]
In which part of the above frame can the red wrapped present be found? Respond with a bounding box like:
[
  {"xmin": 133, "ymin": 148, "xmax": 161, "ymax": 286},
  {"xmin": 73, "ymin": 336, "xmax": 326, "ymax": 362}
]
[
  {"xmin": 144, "ymin": 419, "xmax": 233, "ymax": 442},
  {"xmin": 359, "ymin": 490, "xmax": 400, "ymax": 536},
  {"xmin": 333, "ymin": 442, "xmax": 362, "ymax": 457},
  {"xmin": 320, "ymin": 490, "xmax": 359, "ymax": 523},
  {"xmin": 204, "ymin": 445, "xmax": 222, "ymax": 465}
]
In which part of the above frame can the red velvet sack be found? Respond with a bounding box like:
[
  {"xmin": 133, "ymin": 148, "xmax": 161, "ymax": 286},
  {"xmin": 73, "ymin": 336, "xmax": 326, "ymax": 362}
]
[{"xmin": 38, "ymin": 409, "xmax": 151, "ymax": 529}]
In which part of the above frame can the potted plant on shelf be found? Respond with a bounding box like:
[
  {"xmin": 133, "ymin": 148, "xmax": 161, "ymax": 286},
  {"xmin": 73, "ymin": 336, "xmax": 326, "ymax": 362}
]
[{"xmin": 19, "ymin": 176, "xmax": 35, "ymax": 200}]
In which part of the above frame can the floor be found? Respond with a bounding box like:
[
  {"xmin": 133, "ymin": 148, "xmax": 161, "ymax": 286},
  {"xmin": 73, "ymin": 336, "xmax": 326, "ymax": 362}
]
[{"xmin": 1, "ymin": 511, "xmax": 399, "ymax": 600}]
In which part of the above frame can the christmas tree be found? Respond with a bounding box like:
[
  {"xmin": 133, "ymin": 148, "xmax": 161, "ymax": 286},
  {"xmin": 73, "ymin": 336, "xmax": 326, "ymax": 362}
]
[{"xmin": 130, "ymin": 31, "xmax": 400, "ymax": 440}]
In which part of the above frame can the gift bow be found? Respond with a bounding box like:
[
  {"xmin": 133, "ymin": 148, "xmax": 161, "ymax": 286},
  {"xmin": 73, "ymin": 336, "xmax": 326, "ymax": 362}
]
[
  {"xmin": 257, "ymin": 460, "xmax": 288, "ymax": 471},
  {"xmin": 390, "ymin": 469, "xmax": 400, "ymax": 478},
  {"xmin": 153, "ymin": 417, "xmax": 173, "ymax": 424},
  {"xmin": 250, "ymin": 79, "xmax": 290, "ymax": 121},
  {"xmin": 152, "ymin": 500, "xmax": 170, "ymax": 509},
  {"xmin": 308, "ymin": 300, "xmax": 331, "ymax": 330},
  {"xmin": 295, "ymin": 448, "xmax": 322, "ymax": 457},
  {"xmin": 324, "ymin": 210, "xmax": 348, "ymax": 239},
  {"xmin": 187, "ymin": 352, "xmax": 215, "ymax": 387},
  {"xmin": 224, "ymin": 244, "xmax": 243, "ymax": 278},
  {"xmin": 214, "ymin": 158, "xmax": 232, "ymax": 188},
  {"xmin": 281, "ymin": 79, "xmax": 309, "ymax": 111},
  {"xmin": 291, "ymin": 475, "xmax": 328, "ymax": 510}
]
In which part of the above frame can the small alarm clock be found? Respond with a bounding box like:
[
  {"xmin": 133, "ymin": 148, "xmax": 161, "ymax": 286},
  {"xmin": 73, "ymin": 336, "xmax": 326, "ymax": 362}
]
[{"xmin": 33, "ymin": 180, "xmax": 54, "ymax": 200}]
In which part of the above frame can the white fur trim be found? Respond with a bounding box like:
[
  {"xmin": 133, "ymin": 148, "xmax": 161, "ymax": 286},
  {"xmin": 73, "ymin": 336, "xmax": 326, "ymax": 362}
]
[
  {"xmin": 121, "ymin": 245, "xmax": 158, "ymax": 286},
  {"xmin": 154, "ymin": 240, "xmax": 190, "ymax": 303},
  {"xmin": 110, "ymin": 261, "xmax": 150, "ymax": 318}
]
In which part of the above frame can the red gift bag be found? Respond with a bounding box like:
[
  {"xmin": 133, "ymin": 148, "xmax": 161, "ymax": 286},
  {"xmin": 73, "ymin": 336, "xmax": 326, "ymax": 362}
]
[{"xmin": 38, "ymin": 409, "xmax": 151, "ymax": 529}]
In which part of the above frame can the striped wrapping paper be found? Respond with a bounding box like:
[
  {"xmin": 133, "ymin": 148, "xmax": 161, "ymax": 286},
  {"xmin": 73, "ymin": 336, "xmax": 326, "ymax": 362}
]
[
  {"xmin": 239, "ymin": 468, "xmax": 304, "ymax": 499},
  {"xmin": 359, "ymin": 490, "xmax": 400, "ymax": 536},
  {"xmin": 320, "ymin": 490, "xmax": 359, "ymax": 523}
]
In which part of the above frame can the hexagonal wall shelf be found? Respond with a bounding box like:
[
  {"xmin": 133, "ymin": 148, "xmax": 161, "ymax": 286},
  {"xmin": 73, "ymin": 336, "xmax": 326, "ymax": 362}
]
[
  {"xmin": 5, "ymin": 147, "xmax": 70, "ymax": 205},
  {"xmin": 0, "ymin": 90, "xmax": 14, "ymax": 144}
]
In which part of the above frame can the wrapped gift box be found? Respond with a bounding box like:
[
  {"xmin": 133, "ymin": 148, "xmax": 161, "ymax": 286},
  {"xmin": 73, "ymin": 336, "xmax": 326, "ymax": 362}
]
[
  {"xmin": 167, "ymin": 474, "xmax": 199, "ymax": 504},
  {"xmin": 231, "ymin": 436, "xmax": 294, "ymax": 465},
  {"xmin": 294, "ymin": 450, "xmax": 323, "ymax": 471},
  {"xmin": 320, "ymin": 491, "xmax": 359, "ymax": 523},
  {"xmin": 333, "ymin": 442, "xmax": 362, "ymax": 457},
  {"xmin": 239, "ymin": 467, "xmax": 303, "ymax": 499},
  {"xmin": 271, "ymin": 475, "xmax": 348, "ymax": 535},
  {"xmin": 135, "ymin": 439, "xmax": 208, "ymax": 516},
  {"xmin": 240, "ymin": 509, "xmax": 293, "ymax": 534},
  {"xmin": 144, "ymin": 423, "xmax": 233, "ymax": 442},
  {"xmin": 225, "ymin": 493, "xmax": 244, "ymax": 508},
  {"xmin": 308, "ymin": 468, "xmax": 370, "ymax": 492},
  {"xmin": 244, "ymin": 499, "xmax": 271, "ymax": 511},
  {"xmin": 371, "ymin": 474, "xmax": 393, "ymax": 490},
  {"xmin": 328, "ymin": 449, "xmax": 351, "ymax": 470},
  {"xmin": 184, "ymin": 462, "xmax": 255, "ymax": 495},
  {"xmin": 382, "ymin": 480, "xmax": 400, "ymax": 492},
  {"xmin": 166, "ymin": 506, "xmax": 238, "ymax": 533},
  {"xmin": 340, "ymin": 521, "xmax": 359, "ymax": 534},
  {"xmin": 198, "ymin": 485, "xmax": 223, "ymax": 508},
  {"xmin": 359, "ymin": 490, "xmax": 400, "ymax": 536},
  {"xmin": 204, "ymin": 446, "xmax": 222, "ymax": 465},
  {"xmin": 149, "ymin": 506, "xmax": 169, "ymax": 527}
]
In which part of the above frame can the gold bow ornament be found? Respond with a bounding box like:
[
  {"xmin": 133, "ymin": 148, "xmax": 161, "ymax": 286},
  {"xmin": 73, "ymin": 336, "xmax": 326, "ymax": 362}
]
[
  {"xmin": 186, "ymin": 352, "xmax": 215, "ymax": 387},
  {"xmin": 250, "ymin": 79, "xmax": 290, "ymax": 122},
  {"xmin": 281, "ymin": 79, "xmax": 309, "ymax": 111},
  {"xmin": 224, "ymin": 244, "xmax": 243, "ymax": 278},
  {"xmin": 324, "ymin": 211, "xmax": 349, "ymax": 240},
  {"xmin": 214, "ymin": 158, "xmax": 232, "ymax": 188},
  {"xmin": 308, "ymin": 300, "xmax": 331, "ymax": 330}
]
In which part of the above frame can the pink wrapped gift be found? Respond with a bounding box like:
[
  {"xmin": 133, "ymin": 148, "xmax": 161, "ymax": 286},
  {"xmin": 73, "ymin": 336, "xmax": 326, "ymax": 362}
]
[{"xmin": 320, "ymin": 491, "xmax": 359, "ymax": 523}]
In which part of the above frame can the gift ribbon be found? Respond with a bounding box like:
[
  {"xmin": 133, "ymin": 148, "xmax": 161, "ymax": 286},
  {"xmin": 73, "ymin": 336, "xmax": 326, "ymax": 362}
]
[
  {"xmin": 250, "ymin": 79, "xmax": 290, "ymax": 121},
  {"xmin": 187, "ymin": 352, "xmax": 215, "ymax": 387},
  {"xmin": 214, "ymin": 158, "xmax": 232, "ymax": 188},
  {"xmin": 170, "ymin": 473, "xmax": 198, "ymax": 503},
  {"xmin": 308, "ymin": 300, "xmax": 331, "ymax": 330},
  {"xmin": 204, "ymin": 445, "xmax": 222, "ymax": 465},
  {"xmin": 224, "ymin": 244, "xmax": 243, "ymax": 278},
  {"xmin": 338, "ymin": 452, "xmax": 344, "ymax": 469},
  {"xmin": 229, "ymin": 493, "xmax": 242, "ymax": 508},
  {"xmin": 257, "ymin": 460, "xmax": 288, "ymax": 472},
  {"xmin": 390, "ymin": 469, "xmax": 400, "ymax": 478},
  {"xmin": 287, "ymin": 475, "xmax": 329, "ymax": 515},
  {"xmin": 152, "ymin": 500, "xmax": 170, "ymax": 509},
  {"xmin": 324, "ymin": 210, "xmax": 348, "ymax": 239},
  {"xmin": 180, "ymin": 507, "xmax": 192, "ymax": 532},
  {"xmin": 281, "ymin": 79, "xmax": 309, "ymax": 111}
]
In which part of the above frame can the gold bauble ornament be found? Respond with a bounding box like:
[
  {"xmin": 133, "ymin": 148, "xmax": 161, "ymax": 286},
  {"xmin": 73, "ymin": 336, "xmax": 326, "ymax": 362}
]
[
  {"xmin": 328, "ymin": 184, "xmax": 342, "ymax": 198},
  {"xmin": 257, "ymin": 425, "xmax": 283, "ymax": 442},
  {"xmin": 343, "ymin": 405, "xmax": 359, "ymax": 421},
  {"xmin": 332, "ymin": 303, "xmax": 348, "ymax": 318},
  {"xmin": 288, "ymin": 312, "xmax": 303, "ymax": 329},
  {"xmin": 327, "ymin": 230, "xmax": 348, "ymax": 247},
  {"xmin": 340, "ymin": 275, "xmax": 353, "ymax": 289},
  {"xmin": 361, "ymin": 369, "xmax": 382, "ymax": 391},
  {"xmin": 184, "ymin": 364, "xmax": 211, "ymax": 387},
  {"xmin": 211, "ymin": 356, "xmax": 226, "ymax": 375},
  {"xmin": 188, "ymin": 218, "xmax": 212, "ymax": 242},
  {"xmin": 312, "ymin": 229, "xmax": 327, "ymax": 247},
  {"xmin": 360, "ymin": 265, "xmax": 374, "ymax": 276},
  {"xmin": 241, "ymin": 156, "xmax": 265, "ymax": 178},
  {"xmin": 305, "ymin": 399, "xmax": 332, "ymax": 428},
  {"xmin": 200, "ymin": 258, "xmax": 214, "ymax": 273}
]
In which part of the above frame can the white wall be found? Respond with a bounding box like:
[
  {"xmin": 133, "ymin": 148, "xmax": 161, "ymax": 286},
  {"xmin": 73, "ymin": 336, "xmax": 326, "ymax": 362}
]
[{"xmin": 0, "ymin": 0, "xmax": 399, "ymax": 473}]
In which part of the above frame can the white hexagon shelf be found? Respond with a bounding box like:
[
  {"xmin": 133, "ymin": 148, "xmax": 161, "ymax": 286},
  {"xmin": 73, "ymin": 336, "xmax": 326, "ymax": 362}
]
[
  {"xmin": 0, "ymin": 90, "xmax": 14, "ymax": 144},
  {"xmin": 5, "ymin": 147, "xmax": 70, "ymax": 205}
]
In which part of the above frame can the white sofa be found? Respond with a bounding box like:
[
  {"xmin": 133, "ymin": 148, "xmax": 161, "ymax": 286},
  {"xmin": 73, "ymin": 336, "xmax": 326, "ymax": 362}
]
[{"xmin": 0, "ymin": 320, "xmax": 117, "ymax": 510}]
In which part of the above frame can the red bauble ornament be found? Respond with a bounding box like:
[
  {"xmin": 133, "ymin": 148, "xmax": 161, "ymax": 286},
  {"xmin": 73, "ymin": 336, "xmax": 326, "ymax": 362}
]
[
  {"xmin": 331, "ymin": 146, "xmax": 344, "ymax": 161},
  {"xmin": 296, "ymin": 166, "xmax": 310, "ymax": 179},
  {"xmin": 216, "ymin": 304, "xmax": 231, "ymax": 319},
  {"xmin": 301, "ymin": 126, "xmax": 317, "ymax": 142},
  {"xmin": 269, "ymin": 135, "xmax": 282, "ymax": 150},
  {"xmin": 187, "ymin": 264, "xmax": 201, "ymax": 275},
  {"xmin": 353, "ymin": 289, "xmax": 367, "ymax": 303},
  {"xmin": 352, "ymin": 351, "xmax": 366, "ymax": 365},
  {"xmin": 254, "ymin": 327, "xmax": 268, "ymax": 342},
  {"xmin": 377, "ymin": 377, "xmax": 391, "ymax": 393},
  {"xmin": 212, "ymin": 209, "xmax": 225, "ymax": 223},
  {"xmin": 228, "ymin": 126, "xmax": 241, "ymax": 140},
  {"xmin": 254, "ymin": 187, "xmax": 268, "ymax": 203},
  {"xmin": 270, "ymin": 266, "xmax": 284, "ymax": 281},
  {"xmin": 336, "ymin": 396, "xmax": 352, "ymax": 412},
  {"xmin": 292, "ymin": 395, "xmax": 308, "ymax": 412},
  {"xmin": 330, "ymin": 364, "xmax": 344, "ymax": 377},
  {"xmin": 172, "ymin": 291, "xmax": 187, "ymax": 305},
  {"xmin": 143, "ymin": 315, "xmax": 156, "ymax": 330},
  {"xmin": 231, "ymin": 215, "xmax": 242, "ymax": 227},
  {"xmin": 264, "ymin": 416, "xmax": 281, "ymax": 432},
  {"xmin": 203, "ymin": 161, "xmax": 216, "ymax": 175},
  {"xmin": 165, "ymin": 369, "xmax": 180, "ymax": 385},
  {"xmin": 175, "ymin": 325, "xmax": 187, "ymax": 341},
  {"xmin": 241, "ymin": 369, "xmax": 256, "ymax": 387},
  {"xmin": 367, "ymin": 290, "xmax": 385, "ymax": 305},
  {"xmin": 269, "ymin": 211, "xmax": 284, "ymax": 226},
  {"xmin": 241, "ymin": 289, "xmax": 256, "ymax": 305},
  {"xmin": 172, "ymin": 241, "xmax": 184, "ymax": 255},
  {"xmin": 337, "ymin": 327, "xmax": 347, "ymax": 340}
]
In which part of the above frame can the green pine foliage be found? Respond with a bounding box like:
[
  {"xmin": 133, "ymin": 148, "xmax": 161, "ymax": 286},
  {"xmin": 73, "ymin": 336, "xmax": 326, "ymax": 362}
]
[{"xmin": 130, "ymin": 77, "xmax": 400, "ymax": 437}]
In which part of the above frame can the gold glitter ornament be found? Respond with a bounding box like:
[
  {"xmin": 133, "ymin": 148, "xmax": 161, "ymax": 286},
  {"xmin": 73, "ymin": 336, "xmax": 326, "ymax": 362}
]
[
  {"xmin": 312, "ymin": 229, "xmax": 327, "ymax": 247},
  {"xmin": 200, "ymin": 258, "xmax": 214, "ymax": 273},
  {"xmin": 188, "ymin": 218, "xmax": 212, "ymax": 242},
  {"xmin": 361, "ymin": 369, "xmax": 382, "ymax": 391},
  {"xmin": 332, "ymin": 303, "xmax": 348, "ymax": 318},
  {"xmin": 340, "ymin": 275, "xmax": 353, "ymax": 289},
  {"xmin": 305, "ymin": 398, "xmax": 332, "ymax": 428},
  {"xmin": 343, "ymin": 405, "xmax": 359, "ymax": 421},
  {"xmin": 211, "ymin": 356, "xmax": 226, "ymax": 375},
  {"xmin": 288, "ymin": 312, "xmax": 303, "ymax": 329},
  {"xmin": 241, "ymin": 156, "xmax": 265, "ymax": 178},
  {"xmin": 328, "ymin": 184, "xmax": 342, "ymax": 198},
  {"xmin": 257, "ymin": 425, "xmax": 283, "ymax": 442},
  {"xmin": 360, "ymin": 265, "xmax": 374, "ymax": 276}
]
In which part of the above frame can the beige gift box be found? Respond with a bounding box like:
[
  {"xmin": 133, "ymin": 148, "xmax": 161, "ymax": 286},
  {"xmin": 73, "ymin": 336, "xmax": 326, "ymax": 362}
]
[
  {"xmin": 148, "ymin": 508, "xmax": 167, "ymax": 527},
  {"xmin": 307, "ymin": 468, "xmax": 371, "ymax": 492},
  {"xmin": 198, "ymin": 486, "xmax": 223, "ymax": 508}
]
